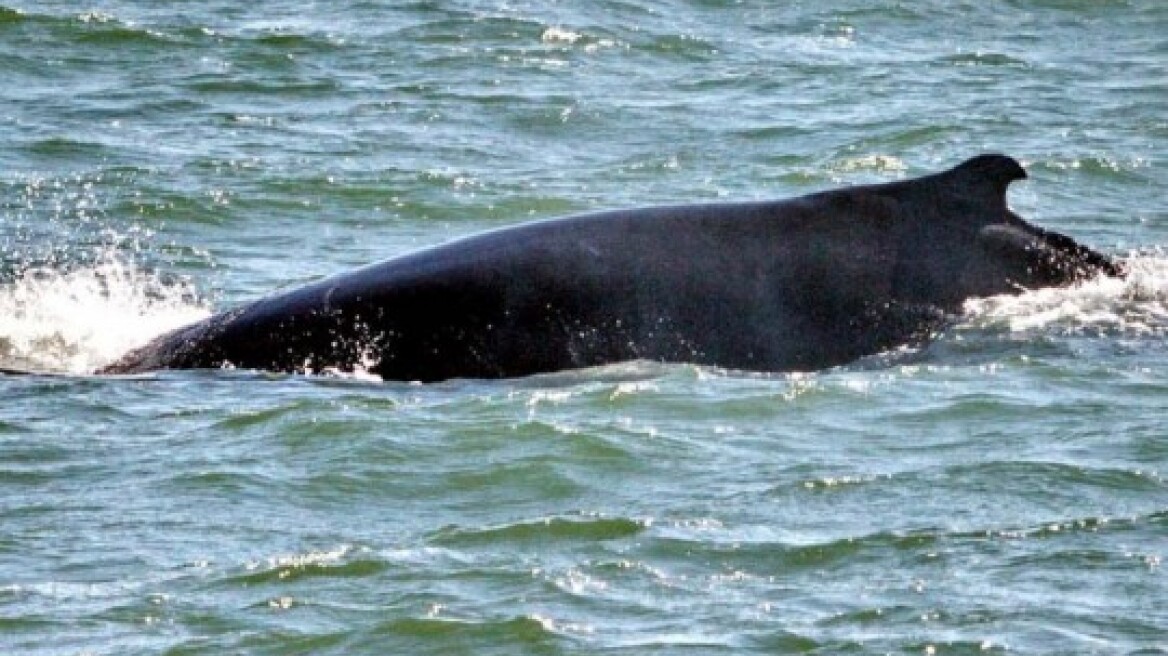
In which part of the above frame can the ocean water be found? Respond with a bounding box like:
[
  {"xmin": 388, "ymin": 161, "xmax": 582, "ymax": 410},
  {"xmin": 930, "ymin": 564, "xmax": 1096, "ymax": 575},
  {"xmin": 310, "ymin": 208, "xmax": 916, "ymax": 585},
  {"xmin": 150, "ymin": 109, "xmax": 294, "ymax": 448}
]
[{"xmin": 1, "ymin": 1, "xmax": 1165, "ymax": 654}]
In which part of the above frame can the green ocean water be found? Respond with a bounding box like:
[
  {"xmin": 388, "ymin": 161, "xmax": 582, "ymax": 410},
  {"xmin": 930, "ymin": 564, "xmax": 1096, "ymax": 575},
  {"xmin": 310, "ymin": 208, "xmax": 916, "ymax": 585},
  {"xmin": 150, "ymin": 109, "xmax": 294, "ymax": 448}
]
[{"xmin": 1, "ymin": 1, "xmax": 1165, "ymax": 654}]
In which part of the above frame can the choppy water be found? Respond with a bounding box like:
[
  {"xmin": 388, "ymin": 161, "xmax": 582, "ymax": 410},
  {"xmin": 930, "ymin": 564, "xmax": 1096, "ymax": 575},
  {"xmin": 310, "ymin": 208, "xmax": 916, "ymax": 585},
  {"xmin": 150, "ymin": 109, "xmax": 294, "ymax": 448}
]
[{"xmin": 1, "ymin": 1, "xmax": 1165, "ymax": 654}]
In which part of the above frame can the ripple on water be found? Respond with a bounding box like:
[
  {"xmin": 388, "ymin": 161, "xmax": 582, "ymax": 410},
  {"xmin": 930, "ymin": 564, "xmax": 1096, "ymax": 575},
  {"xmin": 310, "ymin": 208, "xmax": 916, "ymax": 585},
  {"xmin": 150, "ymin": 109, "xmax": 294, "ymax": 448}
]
[
  {"xmin": 938, "ymin": 51, "xmax": 1029, "ymax": 68},
  {"xmin": 364, "ymin": 614, "xmax": 561, "ymax": 652},
  {"xmin": 429, "ymin": 514, "xmax": 646, "ymax": 548},
  {"xmin": 0, "ymin": 6, "xmax": 24, "ymax": 24},
  {"xmin": 227, "ymin": 546, "xmax": 388, "ymax": 587}
]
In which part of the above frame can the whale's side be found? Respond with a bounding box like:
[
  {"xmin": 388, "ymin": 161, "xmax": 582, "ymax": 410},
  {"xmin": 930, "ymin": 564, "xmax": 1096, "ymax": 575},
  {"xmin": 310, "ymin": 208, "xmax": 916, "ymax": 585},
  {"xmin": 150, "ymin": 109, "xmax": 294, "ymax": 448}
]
[{"xmin": 99, "ymin": 154, "xmax": 1123, "ymax": 381}]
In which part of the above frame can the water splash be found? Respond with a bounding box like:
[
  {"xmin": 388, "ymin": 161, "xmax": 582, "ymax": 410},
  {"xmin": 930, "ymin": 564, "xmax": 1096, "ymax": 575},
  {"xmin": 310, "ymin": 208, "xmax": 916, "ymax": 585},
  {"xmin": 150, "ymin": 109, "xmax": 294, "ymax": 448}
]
[
  {"xmin": 963, "ymin": 251, "xmax": 1168, "ymax": 337},
  {"xmin": 0, "ymin": 254, "xmax": 209, "ymax": 374}
]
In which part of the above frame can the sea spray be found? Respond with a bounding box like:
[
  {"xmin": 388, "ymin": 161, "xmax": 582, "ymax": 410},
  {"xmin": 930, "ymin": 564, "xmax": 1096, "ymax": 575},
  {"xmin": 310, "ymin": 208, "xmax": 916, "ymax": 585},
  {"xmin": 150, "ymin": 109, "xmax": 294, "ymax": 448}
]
[
  {"xmin": 962, "ymin": 250, "xmax": 1168, "ymax": 338},
  {"xmin": 0, "ymin": 253, "xmax": 209, "ymax": 374}
]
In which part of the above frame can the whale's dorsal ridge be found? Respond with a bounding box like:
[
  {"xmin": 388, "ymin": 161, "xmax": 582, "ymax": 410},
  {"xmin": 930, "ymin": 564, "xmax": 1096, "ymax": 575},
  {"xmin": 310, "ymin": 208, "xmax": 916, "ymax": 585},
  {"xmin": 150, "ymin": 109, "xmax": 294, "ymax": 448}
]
[
  {"xmin": 98, "ymin": 156, "xmax": 1121, "ymax": 380},
  {"xmin": 947, "ymin": 153, "xmax": 1028, "ymax": 200}
]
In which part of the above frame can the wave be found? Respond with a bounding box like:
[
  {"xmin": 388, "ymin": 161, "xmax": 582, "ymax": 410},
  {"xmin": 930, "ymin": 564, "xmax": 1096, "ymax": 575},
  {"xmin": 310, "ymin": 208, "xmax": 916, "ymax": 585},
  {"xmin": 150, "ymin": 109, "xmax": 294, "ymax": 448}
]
[
  {"xmin": 228, "ymin": 545, "xmax": 388, "ymax": 586},
  {"xmin": 0, "ymin": 6, "xmax": 183, "ymax": 47},
  {"xmin": 0, "ymin": 5, "xmax": 21, "ymax": 25},
  {"xmin": 371, "ymin": 614, "xmax": 562, "ymax": 644},
  {"xmin": 430, "ymin": 514, "xmax": 646, "ymax": 547},
  {"xmin": 1028, "ymin": 155, "xmax": 1154, "ymax": 182},
  {"xmin": 938, "ymin": 51, "xmax": 1029, "ymax": 68}
]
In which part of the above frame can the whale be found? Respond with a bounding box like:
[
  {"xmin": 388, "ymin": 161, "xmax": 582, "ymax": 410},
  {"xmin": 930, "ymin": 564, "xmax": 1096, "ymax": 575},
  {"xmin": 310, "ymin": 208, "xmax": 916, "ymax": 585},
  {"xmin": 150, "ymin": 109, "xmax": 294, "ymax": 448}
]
[{"xmin": 99, "ymin": 154, "xmax": 1123, "ymax": 382}]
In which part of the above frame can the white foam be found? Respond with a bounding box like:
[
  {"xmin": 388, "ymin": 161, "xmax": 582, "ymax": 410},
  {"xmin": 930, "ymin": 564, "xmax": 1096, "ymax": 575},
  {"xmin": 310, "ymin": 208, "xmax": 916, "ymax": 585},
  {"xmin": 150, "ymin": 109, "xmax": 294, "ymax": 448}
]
[
  {"xmin": 541, "ymin": 26, "xmax": 582, "ymax": 45},
  {"xmin": 317, "ymin": 348, "xmax": 385, "ymax": 382},
  {"xmin": 962, "ymin": 252, "xmax": 1168, "ymax": 337},
  {"xmin": 0, "ymin": 254, "xmax": 210, "ymax": 374}
]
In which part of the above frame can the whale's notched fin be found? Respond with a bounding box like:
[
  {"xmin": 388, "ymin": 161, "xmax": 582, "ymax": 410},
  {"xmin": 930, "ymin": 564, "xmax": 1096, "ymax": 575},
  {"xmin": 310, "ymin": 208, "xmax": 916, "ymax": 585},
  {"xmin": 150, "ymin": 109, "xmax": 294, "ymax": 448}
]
[{"xmin": 947, "ymin": 154, "xmax": 1028, "ymax": 202}]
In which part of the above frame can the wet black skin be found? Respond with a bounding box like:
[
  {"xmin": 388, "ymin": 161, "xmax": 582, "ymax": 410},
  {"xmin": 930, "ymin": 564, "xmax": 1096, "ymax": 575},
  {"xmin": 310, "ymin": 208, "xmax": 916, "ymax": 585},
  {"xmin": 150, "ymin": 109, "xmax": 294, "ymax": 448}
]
[{"xmin": 100, "ymin": 154, "xmax": 1124, "ymax": 382}]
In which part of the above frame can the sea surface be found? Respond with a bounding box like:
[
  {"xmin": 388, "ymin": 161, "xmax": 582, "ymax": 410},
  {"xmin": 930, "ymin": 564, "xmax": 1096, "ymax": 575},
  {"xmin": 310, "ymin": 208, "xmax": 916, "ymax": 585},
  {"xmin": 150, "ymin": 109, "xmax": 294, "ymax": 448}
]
[{"xmin": 1, "ymin": 1, "xmax": 1165, "ymax": 654}]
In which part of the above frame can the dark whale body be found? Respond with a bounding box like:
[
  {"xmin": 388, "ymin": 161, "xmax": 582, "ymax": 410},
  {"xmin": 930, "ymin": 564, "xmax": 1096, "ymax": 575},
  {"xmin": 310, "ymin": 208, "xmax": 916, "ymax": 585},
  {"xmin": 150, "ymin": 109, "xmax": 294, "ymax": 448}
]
[{"xmin": 101, "ymin": 155, "xmax": 1122, "ymax": 381}]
